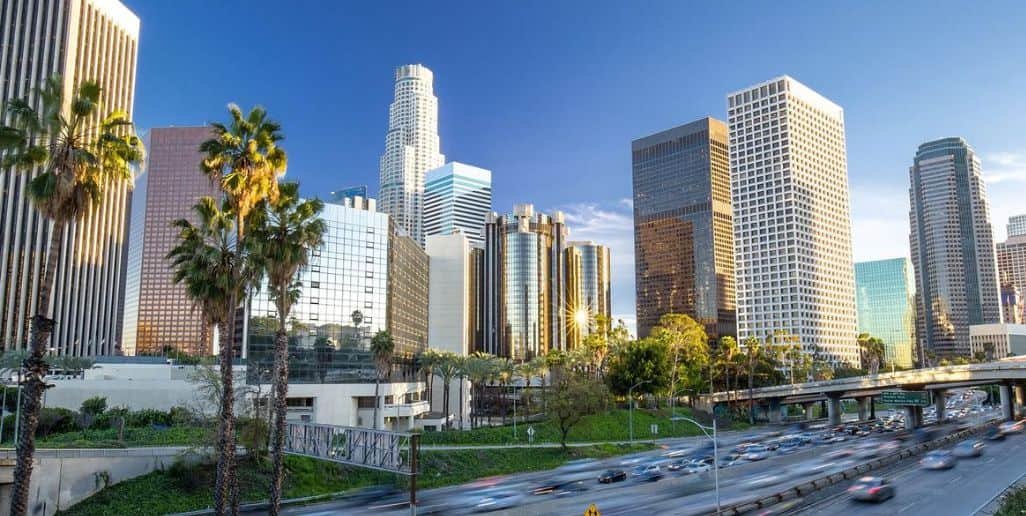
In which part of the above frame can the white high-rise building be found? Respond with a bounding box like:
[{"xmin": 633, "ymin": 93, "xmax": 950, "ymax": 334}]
[
  {"xmin": 727, "ymin": 76, "xmax": 859, "ymax": 366},
  {"xmin": 378, "ymin": 64, "xmax": 445, "ymax": 247},
  {"xmin": 0, "ymin": 0, "xmax": 140, "ymax": 355},
  {"xmin": 424, "ymin": 162, "xmax": 492, "ymax": 247}
]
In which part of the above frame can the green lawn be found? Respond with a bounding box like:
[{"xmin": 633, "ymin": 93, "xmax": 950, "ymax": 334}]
[
  {"xmin": 2, "ymin": 426, "xmax": 209, "ymax": 449},
  {"xmin": 419, "ymin": 407, "xmax": 747, "ymax": 445},
  {"xmin": 60, "ymin": 444, "xmax": 652, "ymax": 515}
]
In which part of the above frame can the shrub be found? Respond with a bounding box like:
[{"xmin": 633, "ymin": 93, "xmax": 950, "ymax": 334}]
[
  {"xmin": 168, "ymin": 406, "xmax": 199, "ymax": 426},
  {"xmin": 92, "ymin": 406, "xmax": 130, "ymax": 430},
  {"xmin": 37, "ymin": 407, "xmax": 80, "ymax": 437},
  {"xmin": 126, "ymin": 409, "xmax": 172, "ymax": 428},
  {"xmin": 80, "ymin": 396, "xmax": 108, "ymax": 416}
]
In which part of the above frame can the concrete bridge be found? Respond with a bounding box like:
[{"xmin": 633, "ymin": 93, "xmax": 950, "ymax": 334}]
[{"xmin": 699, "ymin": 359, "xmax": 1026, "ymax": 428}]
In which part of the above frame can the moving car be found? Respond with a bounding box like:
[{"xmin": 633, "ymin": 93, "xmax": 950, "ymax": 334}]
[
  {"xmin": 847, "ymin": 476, "xmax": 896, "ymax": 502},
  {"xmin": 743, "ymin": 445, "xmax": 771, "ymax": 461},
  {"xmin": 920, "ymin": 450, "xmax": 956, "ymax": 470},
  {"xmin": 1000, "ymin": 420, "xmax": 1024, "ymax": 434},
  {"xmin": 953, "ymin": 440, "xmax": 984, "ymax": 458},
  {"xmin": 472, "ymin": 490, "xmax": 523, "ymax": 512},
  {"xmin": 632, "ymin": 464, "xmax": 664, "ymax": 482},
  {"xmin": 598, "ymin": 469, "xmax": 628, "ymax": 484},
  {"xmin": 986, "ymin": 427, "xmax": 1006, "ymax": 441},
  {"xmin": 532, "ymin": 479, "xmax": 588, "ymax": 496},
  {"xmin": 684, "ymin": 461, "xmax": 712, "ymax": 474}
]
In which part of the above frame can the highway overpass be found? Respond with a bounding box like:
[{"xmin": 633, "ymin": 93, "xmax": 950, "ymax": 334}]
[{"xmin": 698, "ymin": 358, "xmax": 1026, "ymax": 427}]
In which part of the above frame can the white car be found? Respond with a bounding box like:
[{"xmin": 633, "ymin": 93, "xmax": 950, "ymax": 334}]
[
  {"xmin": 684, "ymin": 461, "xmax": 712, "ymax": 474},
  {"xmin": 743, "ymin": 445, "xmax": 771, "ymax": 461}
]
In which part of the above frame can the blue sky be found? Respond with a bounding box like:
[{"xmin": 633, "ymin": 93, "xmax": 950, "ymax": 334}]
[{"xmin": 124, "ymin": 0, "xmax": 1026, "ymax": 334}]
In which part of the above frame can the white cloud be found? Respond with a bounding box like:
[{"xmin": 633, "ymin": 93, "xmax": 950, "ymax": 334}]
[
  {"xmin": 551, "ymin": 201, "xmax": 637, "ymax": 336},
  {"xmin": 985, "ymin": 152, "xmax": 1026, "ymax": 184},
  {"xmin": 850, "ymin": 184, "xmax": 911, "ymax": 262}
]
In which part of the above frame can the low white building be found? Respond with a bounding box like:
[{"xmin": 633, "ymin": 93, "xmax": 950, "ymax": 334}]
[
  {"xmin": 43, "ymin": 358, "xmax": 427, "ymax": 430},
  {"xmin": 970, "ymin": 323, "xmax": 1026, "ymax": 360}
]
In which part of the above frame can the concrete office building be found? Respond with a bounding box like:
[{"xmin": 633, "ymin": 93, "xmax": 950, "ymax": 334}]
[
  {"xmin": 378, "ymin": 64, "xmax": 445, "ymax": 247},
  {"xmin": 0, "ymin": 0, "xmax": 139, "ymax": 355},
  {"xmin": 387, "ymin": 226, "xmax": 430, "ymax": 356},
  {"xmin": 909, "ymin": 138, "xmax": 1002, "ymax": 360},
  {"xmin": 631, "ymin": 117, "xmax": 735, "ymax": 339},
  {"xmin": 483, "ymin": 204, "xmax": 568, "ymax": 360},
  {"xmin": 855, "ymin": 258, "xmax": 916, "ymax": 368},
  {"xmin": 122, "ymin": 127, "xmax": 221, "ymax": 357},
  {"xmin": 567, "ymin": 241, "xmax": 611, "ymax": 339},
  {"xmin": 424, "ymin": 162, "xmax": 492, "ymax": 247},
  {"xmin": 426, "ymin": 233, "xmax": 481, "ymax": 426},
  {"xmin": 1008, "ymin": 215, "xmax": 1026, "ymax": 238},
  {"xmin": 998, "ymin": 230, "xmax": 1026, "ymax": 325},
  {"xmin": 727, "ymin": 77, "xmax": 858, "ymax": 365},
  {"xmin": 969, "ymin": 324, "xmax": 1026, "ymax": 360}
]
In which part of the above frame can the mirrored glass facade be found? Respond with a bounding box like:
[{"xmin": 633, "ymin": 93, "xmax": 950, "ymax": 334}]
[
  {"xmin": 483, "ymin": 204, "xmax": 568, "ymax": 360},
  {"xmin": 632, "ymin": 117, "xmax": 735, "ymax": 339},
  {"xmin": 244, "ymin": 200, "xmax": 394, "ymax": 384},
  {"xmin": 567, "ymin": 241, "xmax": 611, "ymax": 340},
  {"xmin": 855, "ymin": 258, "xmax": 916, "ymax": 368},
  {"xmin": 998, "ymin": 234, "xmax": 1026, "ymax": 325}
]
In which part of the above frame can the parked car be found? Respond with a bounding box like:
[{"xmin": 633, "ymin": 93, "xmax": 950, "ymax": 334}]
[
  {"xmin": 597, "ymin": 469, "xmax": 628, "ymax": 484},
  {"xmin": 920, "ymin": 450, "xmax": 956, "ymax": 470},
  {"xmin": 848, "ymin": 476, "xmax": 896, "ymax": 502}
]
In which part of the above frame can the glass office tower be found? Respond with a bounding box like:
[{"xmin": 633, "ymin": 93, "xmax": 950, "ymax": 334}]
[
  {"xmin": 567, "ymin": 241, "xmax": 611, "ymax": 337},
  {"xmin": 855, "ymin": 258, "xmax": 916, "ymax": 368},
  {"xmin": 632, "ymin": 117, "xmax": 735, "ymax": 339},
  {"xmin": 909, "ymin": 137, "xmax": 1001, "ymax": 360},
  {"xmin": 244, "ymin": 198, "xmax": 390, "ymax": 383}
]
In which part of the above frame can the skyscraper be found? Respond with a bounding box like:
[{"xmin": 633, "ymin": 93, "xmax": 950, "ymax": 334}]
[
  {"xmin": 909, "ymin": 137, "xmax": 1002, "ymax": 360},
  {"xmin": 1008, "ymin": 215, "xmax": 1026, "ymax": 238},
  {"xmin": 727, "ymin": 76, "xmax": 858, "ymax": 365},
  {"xmin": 122, "ymin": 127, "xmax": 221, "ymax": 357},
  {"xmin": 855, "ymin": 258, "xmax": 916, "ymax": 368},
  {"xmin": 329, "ymin": 185, "xmax": 368, "ymax": 203},
  {"xmin": 483, "ymin": 204, "xmax": 568, "ymax": 360},
  {"xmin": 998, "ymin": 231, "xmax": 1026, "ymax": 325},
  {"xmin": 387, "ymin": 226, "xmax": 430, "ymax": 356},
  {"xmin": 424, "ymin": 162, "xmax": 492, "ymax": 247},
  {"xmin": 378, "ymin": 64, "xmax": 445, "ymax": 247},
  {"xmin": 631, "ymin": 117, "xmax": 735, "ymax": 339},
  {"xmin": 0, "ymin": 0, "xmax": 139, "ymax": 355},
  {"xmin": 567, "ymin": 241, "xmax": 611, "ymax": 339}
]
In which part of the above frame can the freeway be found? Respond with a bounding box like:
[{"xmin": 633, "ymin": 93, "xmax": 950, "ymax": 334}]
[
  {"xmin": 280, "ymin": 389, "xmax": 1011, "ymax": 516},
  {"xmin": 787, "ymin": 426, "xmax": 1026, "ymax": 515}
]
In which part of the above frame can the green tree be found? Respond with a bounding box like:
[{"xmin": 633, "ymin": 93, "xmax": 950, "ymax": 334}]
[
  {"xmin": 650, "ymin": 313, "xmax": 709, "ymax": 407},
  {"xmin": 715, "ymin": 336, "xmax": 739, "ymax": 393},
  {"xmin": 370, "ymin": 331, "xmax": 395, "ymax": 430},
  {"xmin": 0, "ymin": 75, "xmax": 142, "ymax": 516},
  {"xmin": 198, "ymin": 103, "xmax": 286, "ymax": 514},
  {"xmin": 435, "ymin": 352, "xmax": 460, "ymax": 429},
  {"xmin": 80, "ymin": 396, "xmax": 107, "ymax": 417},
  {"xmin": 546, "ymin": 368, "xmax": 609, "ymax": 451},
  {"xmin": 417, "ymin": 349, "xmax": 442, "ymax": 412},
  {"xmin": 605, "ymin": 337, "xmax": 670, "ymax": 397},
  {"xmin": 743, "ymin": 337, "xmax": 763, "ymax": 424},
  {"xmin": 249, "ymin": 182, "xmax": 325, "ymax": 515},
  {"xmin": 857, "ymin": 333, "xmax": 886, "ymax": 375}
]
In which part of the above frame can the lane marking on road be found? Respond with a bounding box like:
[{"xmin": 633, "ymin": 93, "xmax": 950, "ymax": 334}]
[
  {"xmin": 985, "ymin": 457, "xmax": 996, "ymax": 464},
  {"xmin": 946, "ymin": 474, "xmax": 963, "ymax": 485},
  {"xmin": 898, "ymin": 502, "xmax": 916, "ymax": 513}
]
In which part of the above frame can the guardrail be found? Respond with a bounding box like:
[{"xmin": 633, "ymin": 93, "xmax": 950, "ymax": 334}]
[{"xmin": 712, "ymin": 421, "xmax": 1001, "ymax": 515}]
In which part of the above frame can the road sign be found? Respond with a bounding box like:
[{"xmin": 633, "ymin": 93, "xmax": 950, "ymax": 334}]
[
  {"xmin": 584, "ymin": 503, "xmax": 601, "ymax": 516},
  {"xmin": 880, "ymin": 390, "xmax": 930, "ymax": 406},
  {"xmin": 527, "ymin": 426, "xmax": 535, "ymax": 444},
  {"xmin": 650, "ymin": 423, "xmax": 658, "ymax": 435}
]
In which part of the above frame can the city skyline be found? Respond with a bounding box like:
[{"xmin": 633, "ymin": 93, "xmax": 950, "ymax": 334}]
[{"xmin": 106, "ymin": 1, "xmax": 1026, "ymax": 334}]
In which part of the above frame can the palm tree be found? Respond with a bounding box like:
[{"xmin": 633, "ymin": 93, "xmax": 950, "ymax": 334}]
[
  {"xmin": 453, "ymin": 355, "xmax": 468, "ymax": 430},
  {"xmin": 248, "ymin": 182, "xmax": 325, "ymax": 515},
  {"xmin": 496, "ymin": 358, "xmax": 516, "ymax": 424},
  {"xmin": 370, "ymin": 331, "xmax": 395, "ymax": 430},
  {"xmin": 199, "ymin": 103, "xmax": 287, "ymax": 514},
  {"xmin": 435, "ymin": 352, "xmax": 459, "ymax": 429},
  {"xmin": 744, "ymin": 336, "xmax": 762, "ymax": 424},
  {"xmin": 717, "ymin": 336, "xmax": 738, "ymax": 394},
  {"xmin": 0, "ymin": 75, "xmax": 142, "ymax": 516},
  {"xmin": 417, "ymin": 349, "xmax": 441, "ymax": 412}
]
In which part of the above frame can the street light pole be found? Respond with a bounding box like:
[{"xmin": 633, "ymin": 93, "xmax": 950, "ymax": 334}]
[
  {"xmin": 628, "ymin": 380, "xmax": 651, "ymax": 444},
  {"xmin": 672, "ymin": 415, "xmax": 719, "ymax": 515}
]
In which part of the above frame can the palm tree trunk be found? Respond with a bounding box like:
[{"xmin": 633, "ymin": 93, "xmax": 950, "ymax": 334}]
[
  {"xmin": 215, "ymin": 289, "xmax": 239, "ymax": 516},
  {"xmin": 9, "ymin": 224, "xmax": 63, "ymax": 516},
  {"xmin": 373, "ymin": 377, "xmax": 381, "ymax": 430},
  {"xmin": 748, "ymin": 357, "xmax": 755, "ymax": 425},
  {"xmin": 442, "ymin": 380, "xmax": 451, "ymax": 430},
  {"xmin": 269, "ymin": 327, "xmax": 289, "ymax": 515},
  {"xmin": 458, "ymin": 376, "xmax": 465, "ymax": 430}
]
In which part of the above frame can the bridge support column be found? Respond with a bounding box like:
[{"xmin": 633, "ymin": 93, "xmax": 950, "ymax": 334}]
[
  {"xmin": 869, "ymin": 396, "xmax": 876, "ymax": 420},
  {"xmin": 933, "ymin": 389, "xmax": 947, "ymax": 422},
  {"xmin": 826, "ymin": 393, "xmax": 843, "ymax": 427},
  {"xmin": 1000, "ymin": 384, "xmax": 1014, "ymax": 421},
  {"xmin": 903, "ymin": 405, "xmax": 922, "ymax": 430},
  {"xmin": 857, "ymin": 397, "xmax": 872, "ymax": 421},
  {"xmin": 803, "ymin": 402, "xmax": 816, "ymax": 421},
  {"xmin": 767, "ymin": 398, "xmax": 782, "ymax": 424}
]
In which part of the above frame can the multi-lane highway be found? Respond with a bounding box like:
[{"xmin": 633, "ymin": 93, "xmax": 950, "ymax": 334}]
[{"xmin": 281, "ymin": 389, "xmax": 1019, "ymax": 516}]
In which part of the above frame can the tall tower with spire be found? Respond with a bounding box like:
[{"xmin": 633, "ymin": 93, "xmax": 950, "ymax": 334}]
[{"xmin": 378, "ymin": 64, "xmax": 445, "ymax": 247}]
